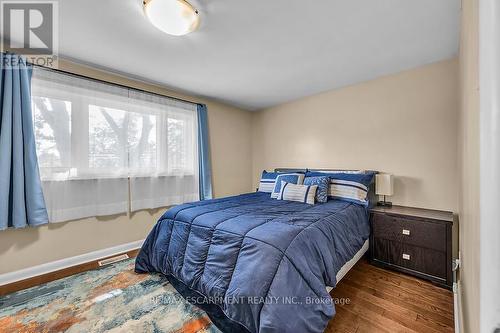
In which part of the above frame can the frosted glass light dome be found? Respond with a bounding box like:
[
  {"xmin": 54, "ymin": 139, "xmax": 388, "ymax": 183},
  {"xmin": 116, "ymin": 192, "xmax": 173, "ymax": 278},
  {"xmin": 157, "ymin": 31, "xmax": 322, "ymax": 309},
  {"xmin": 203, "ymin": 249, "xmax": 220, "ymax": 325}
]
[{"xmin": 144, "ymin": 0, "xmax": 200, "ymax": 36}]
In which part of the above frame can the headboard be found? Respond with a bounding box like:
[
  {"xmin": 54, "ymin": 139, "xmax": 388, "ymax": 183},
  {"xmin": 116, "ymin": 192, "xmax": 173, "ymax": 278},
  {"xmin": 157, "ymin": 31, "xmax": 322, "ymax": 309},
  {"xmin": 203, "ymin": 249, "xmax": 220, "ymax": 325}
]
[{"xmin": 274, "ymin": 168, "xmax": 379, "ymax": 207}]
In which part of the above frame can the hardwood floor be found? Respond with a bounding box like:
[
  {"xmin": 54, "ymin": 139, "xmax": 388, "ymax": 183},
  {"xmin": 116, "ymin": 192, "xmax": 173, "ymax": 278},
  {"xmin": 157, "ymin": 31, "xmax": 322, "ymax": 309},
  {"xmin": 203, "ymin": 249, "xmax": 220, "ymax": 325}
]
[
  {"xmin": 1, "ymin": 254, "xmax": 454, "ymax": 333},
  {"xmin": 326, "ymin": 259, "xmax": 454, "ymax": 333},
  {"xmin": 0, "ymin": 249, "xmax": 140, "ymax": 296}
]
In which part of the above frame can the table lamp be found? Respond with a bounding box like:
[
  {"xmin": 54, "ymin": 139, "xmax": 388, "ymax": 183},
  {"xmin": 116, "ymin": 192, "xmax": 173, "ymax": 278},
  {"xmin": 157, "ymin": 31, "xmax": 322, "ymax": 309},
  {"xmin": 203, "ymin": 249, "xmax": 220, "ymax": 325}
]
[{"xmin": 376, "ymin": 173, "xmax": 394, "ymax": 207}]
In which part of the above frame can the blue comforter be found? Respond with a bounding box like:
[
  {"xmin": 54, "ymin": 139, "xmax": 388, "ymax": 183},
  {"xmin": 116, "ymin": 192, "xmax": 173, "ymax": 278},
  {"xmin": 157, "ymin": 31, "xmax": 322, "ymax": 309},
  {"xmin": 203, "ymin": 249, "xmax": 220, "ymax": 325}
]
[{"xmin": 135, "ymin": 192, "xmax": 370, "ymax": 333}]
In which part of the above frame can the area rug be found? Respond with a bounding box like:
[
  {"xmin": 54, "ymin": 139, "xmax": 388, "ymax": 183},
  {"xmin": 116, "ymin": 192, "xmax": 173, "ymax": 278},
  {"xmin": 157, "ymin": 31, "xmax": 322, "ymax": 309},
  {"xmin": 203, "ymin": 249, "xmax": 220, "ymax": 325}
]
[{"xmin": 0, "ymin": 259, "xmax": 220, "ymax": 333}]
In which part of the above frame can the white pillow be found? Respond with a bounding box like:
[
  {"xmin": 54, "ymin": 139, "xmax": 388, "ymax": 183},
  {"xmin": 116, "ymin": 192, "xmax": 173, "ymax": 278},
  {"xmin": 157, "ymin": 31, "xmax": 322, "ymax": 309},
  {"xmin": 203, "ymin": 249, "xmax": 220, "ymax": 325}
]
[{"xmin": 276, "ymin": 182, "xmax": 317, "ymax": 205}]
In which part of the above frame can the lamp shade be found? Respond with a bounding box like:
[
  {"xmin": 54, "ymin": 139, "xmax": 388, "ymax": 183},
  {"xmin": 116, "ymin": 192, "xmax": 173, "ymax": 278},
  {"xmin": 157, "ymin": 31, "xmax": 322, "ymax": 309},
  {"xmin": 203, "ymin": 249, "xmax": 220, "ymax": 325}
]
[
  {"xmin": 375, "ymin": 174, "xmax": 394, "ymax": 196},
  {"xmin": 144, "ymin": 0, "xmax": 200, "ymax": 36}
]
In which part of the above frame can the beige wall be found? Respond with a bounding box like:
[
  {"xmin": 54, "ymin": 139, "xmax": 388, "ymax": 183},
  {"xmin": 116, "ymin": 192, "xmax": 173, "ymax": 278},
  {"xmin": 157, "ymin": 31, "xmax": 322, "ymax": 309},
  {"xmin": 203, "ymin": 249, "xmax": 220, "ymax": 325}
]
[
  {"xmin": 0, "ymin": 59, "xmax": 253, "ymax": 274},
  {"xmin": 458, "ymin": 0, "xmax": 480, "ymax": 332},
  {"xmin": 252, "ymin": 59, "xmax": 459, "ymax": 212}
]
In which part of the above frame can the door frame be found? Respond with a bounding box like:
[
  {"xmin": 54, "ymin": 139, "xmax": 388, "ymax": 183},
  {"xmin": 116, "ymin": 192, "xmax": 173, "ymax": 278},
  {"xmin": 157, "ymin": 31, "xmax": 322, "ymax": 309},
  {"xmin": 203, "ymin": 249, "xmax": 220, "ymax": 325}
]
[{"xmin": 479, "ymin": 0, "xmax": 500, "ymax": 331}]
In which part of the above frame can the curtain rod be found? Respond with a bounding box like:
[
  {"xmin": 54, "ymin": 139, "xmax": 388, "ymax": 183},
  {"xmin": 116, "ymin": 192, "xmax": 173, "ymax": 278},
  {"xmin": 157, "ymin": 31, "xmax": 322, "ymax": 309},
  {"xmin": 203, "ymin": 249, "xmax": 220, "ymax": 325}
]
[{"xmin": 31, "ymin": 63, "xmax": 201, "ymax": 107}]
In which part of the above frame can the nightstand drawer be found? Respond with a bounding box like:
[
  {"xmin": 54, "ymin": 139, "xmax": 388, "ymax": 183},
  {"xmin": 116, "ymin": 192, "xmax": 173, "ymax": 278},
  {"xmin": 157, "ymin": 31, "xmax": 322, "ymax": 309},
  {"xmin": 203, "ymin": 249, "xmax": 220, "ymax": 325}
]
[
  {"xmin": 372, "ymin": 213, "xmax": 446, "ymax": 252},
  {"xmin": 373, "ymin": 238, "xmax": 447, "ymax": 279}
]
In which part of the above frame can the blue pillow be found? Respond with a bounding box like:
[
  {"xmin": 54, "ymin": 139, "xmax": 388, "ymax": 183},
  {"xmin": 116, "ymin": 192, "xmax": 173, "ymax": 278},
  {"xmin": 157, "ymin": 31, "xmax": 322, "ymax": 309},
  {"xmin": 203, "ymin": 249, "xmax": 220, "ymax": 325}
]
[
  {"xmin": 306, "ymin": 171, "xmax": 375, "ymax": 206},
  {"xmin": 271, "ymin": 173, "xmax": 305, "ymax": 198},
  {"xmin": 258, "ymin": 170, "xmax": 280, "ymax": 193},
  {"xmin": 303, "ymin": 176, "xmax": 329, "ymax": 203}
]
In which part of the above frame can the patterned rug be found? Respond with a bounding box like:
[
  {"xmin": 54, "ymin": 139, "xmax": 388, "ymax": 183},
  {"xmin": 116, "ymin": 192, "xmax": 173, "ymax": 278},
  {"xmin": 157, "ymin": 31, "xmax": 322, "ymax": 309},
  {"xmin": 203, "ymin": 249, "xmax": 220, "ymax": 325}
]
[{"xmin": 0, "ymin": 259, "xmax": 220, "ymax": 333}]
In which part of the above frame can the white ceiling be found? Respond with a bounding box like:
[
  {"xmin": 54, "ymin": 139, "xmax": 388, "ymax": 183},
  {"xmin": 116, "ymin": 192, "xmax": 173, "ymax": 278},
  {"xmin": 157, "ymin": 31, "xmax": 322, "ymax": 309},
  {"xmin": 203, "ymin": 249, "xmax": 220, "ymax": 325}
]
[{"xmin": 56, "ymin": 0, "xmax": 459, "ymax": 110}]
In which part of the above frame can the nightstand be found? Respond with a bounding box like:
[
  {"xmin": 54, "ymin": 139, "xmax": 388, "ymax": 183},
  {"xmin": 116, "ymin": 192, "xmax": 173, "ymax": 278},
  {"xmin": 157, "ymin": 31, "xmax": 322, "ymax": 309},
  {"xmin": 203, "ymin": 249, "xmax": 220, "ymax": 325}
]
[{"xmin": 369, "ymin": 205, "xmax": 454, "ymax": 289}]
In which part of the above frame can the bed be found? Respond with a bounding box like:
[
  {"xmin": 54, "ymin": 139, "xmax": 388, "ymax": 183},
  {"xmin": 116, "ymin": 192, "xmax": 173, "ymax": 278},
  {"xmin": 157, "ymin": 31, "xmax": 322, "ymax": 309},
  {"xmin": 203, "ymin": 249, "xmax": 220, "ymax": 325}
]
[{"xmin": 135, "ymin": 169, "xmax": 375, "ymax": 333}]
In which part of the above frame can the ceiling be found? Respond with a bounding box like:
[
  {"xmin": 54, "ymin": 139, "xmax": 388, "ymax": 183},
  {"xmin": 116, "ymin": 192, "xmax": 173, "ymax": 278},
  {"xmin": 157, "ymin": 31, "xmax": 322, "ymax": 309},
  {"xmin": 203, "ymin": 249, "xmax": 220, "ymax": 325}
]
[{"xmin": 57, "ymin": 0, "xmax": 459, "ymax": 110}]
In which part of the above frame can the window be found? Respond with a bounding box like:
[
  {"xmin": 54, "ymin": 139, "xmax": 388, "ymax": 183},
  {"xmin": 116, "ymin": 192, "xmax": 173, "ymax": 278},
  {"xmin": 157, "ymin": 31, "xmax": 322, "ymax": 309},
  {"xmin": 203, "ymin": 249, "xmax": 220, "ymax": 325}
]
[
  {"xmin": 31, "ymin": 68, "xmax": 199, "ymax": 222},
  {"xmin": 32, "ymin": 96, "xmax": 72, "ymax": 177}
]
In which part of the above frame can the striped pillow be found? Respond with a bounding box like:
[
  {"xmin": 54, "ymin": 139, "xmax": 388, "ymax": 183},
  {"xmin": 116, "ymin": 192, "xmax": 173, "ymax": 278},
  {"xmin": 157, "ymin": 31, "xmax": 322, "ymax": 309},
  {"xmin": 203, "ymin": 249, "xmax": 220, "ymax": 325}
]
[
  {"xmin": 277, "ymin": 182, "xmax": 317, "ymax": 205},
  {"xmin": 306, "ymin": 171, "xmax": 375, "ymax": 206},
  {"xmin": 329, "ymin": 179, "xmax": 369, "ymax": 205},
  {"xmin": 271, "ymin": 173, "xmax": 305, "ymax": 198},
  {"xmin": 258, "ymin": 171, "xmax": 280, "ymax": 193}
]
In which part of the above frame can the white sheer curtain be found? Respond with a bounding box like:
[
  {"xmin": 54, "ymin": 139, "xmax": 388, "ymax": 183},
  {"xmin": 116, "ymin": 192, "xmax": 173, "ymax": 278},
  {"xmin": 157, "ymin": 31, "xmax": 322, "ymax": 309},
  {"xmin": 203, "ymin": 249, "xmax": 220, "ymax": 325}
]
[
  {"xmin": 127, "ymin": 90, "xmax": 199, "ymax": 211},
  {"xmin": 31, "ymin": 67, "xmax": 199, "ymax": 223}
]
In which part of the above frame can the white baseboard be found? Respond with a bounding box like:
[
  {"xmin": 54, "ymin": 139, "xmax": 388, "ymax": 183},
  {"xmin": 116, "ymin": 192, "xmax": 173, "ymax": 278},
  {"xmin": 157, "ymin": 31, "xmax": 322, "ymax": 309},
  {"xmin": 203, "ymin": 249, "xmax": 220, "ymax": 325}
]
[{"xmin": 0, "ymin": 239, "xmax": 144, "ymax": 286}]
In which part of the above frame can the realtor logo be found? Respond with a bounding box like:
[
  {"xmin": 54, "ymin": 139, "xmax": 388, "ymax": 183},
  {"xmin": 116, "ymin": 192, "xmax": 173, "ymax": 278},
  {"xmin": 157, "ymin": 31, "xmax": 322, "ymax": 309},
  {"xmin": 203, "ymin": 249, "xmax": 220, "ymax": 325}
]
[{"xmin": 1, "ymin": 0, "xmax": 58, "ymax": 67}]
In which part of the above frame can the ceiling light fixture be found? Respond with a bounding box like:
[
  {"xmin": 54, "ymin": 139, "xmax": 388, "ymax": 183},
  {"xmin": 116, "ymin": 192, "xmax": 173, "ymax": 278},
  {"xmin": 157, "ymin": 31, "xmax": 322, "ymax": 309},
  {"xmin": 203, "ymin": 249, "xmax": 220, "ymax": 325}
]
[{"xmin": 143, "ymin": 0, "xmax": 200, "ymax": 36}]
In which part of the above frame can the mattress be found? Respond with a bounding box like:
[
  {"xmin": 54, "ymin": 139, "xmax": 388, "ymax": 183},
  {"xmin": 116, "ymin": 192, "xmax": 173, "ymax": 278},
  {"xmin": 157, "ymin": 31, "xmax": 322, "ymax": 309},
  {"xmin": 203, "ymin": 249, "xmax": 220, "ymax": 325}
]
[{"xmin": 327, "ymin": 239, "xmax": 369, "ymax": 293}]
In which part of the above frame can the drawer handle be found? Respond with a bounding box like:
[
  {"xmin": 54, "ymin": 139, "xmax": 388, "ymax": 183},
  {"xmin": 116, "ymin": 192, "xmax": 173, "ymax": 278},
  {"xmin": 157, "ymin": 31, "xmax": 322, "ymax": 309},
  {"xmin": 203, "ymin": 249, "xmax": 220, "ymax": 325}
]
[
  {"xmin": 402, "ymin": 253, "xmax": 411, "ymax": 260},
  {"xmin": 402, "ymin": 229, "xmax": 410, "ymax": 236}
]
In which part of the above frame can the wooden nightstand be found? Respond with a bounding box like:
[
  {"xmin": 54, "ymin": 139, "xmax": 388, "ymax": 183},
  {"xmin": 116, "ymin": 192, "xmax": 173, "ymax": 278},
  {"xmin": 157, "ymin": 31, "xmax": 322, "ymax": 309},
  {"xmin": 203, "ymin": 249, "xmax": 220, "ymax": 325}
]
[{"xmin": 369, "ymin": 205, "xmax": 454, "ymax": 289}]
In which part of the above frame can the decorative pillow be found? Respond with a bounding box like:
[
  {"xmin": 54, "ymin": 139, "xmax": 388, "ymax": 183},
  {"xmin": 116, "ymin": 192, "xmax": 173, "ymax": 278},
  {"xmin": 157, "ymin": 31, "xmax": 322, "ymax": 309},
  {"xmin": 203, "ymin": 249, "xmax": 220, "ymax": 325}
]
[
  {"xmin": 258, "ymin": 171, "xmax": 280, "ymax": 193},
  {"xmin": 303, "ymin": 176, "xmax": 329, "ymax": 203},
  {"xmin": 277, "ymin": 182, "xmax": 317, "ymax": 205},
  {"xmin": 271, "ymin": 173, "xmax": 305, "ymax": 198},
  {"xmin": 306, "ymin": 171, "xmax": 375, "ymax": 206}
]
